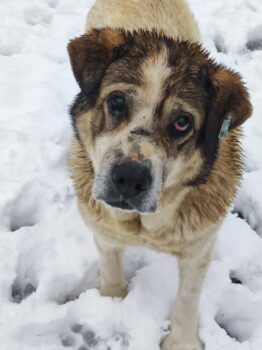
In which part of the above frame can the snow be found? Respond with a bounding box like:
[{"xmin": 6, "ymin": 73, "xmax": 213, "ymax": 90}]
[{"xmin": 0, "ymin": 0, "xmax": 262, "ymax": 349}]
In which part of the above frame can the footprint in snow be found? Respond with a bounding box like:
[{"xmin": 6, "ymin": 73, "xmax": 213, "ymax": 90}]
[
  {"xmin": 246, "ymin": 25, "xmax": 262, "ymax": 51},
  {"xmin": 60, "ymin": 324, "xmax": 130, "ymax": 350},
  {"xmin": 12, "ymin": 281, "xmax": 36, "ymax": 303},
  {"xmin": 215, "ymin": 269, "xmax": 262, "ymax": 343},
  {"xmin": 213, "ymin": 34, "xmax": 227, "ymax": 54}
]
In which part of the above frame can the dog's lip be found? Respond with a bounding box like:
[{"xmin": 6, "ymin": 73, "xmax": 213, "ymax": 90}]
[
  {"xmin": 95, "ymin": 193, "xmax": 157, "ymax": 213},
  {"xmin": 104, "ymin": 199, "xmax": 134, "ymax": 211},
  {"xmin": 104, "ymin": 198, "xmax": 157, "ymax": 213}
]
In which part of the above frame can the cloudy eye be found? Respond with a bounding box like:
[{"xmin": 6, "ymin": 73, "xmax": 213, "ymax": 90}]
[
  {"xmin": 174, "ymin": 114, "xmax": 192, "ymax": 131},
  {"xmin": 107, "ymin": 92, "xmax": 128, "ymax": 120},
  {"xmin": 169, "ymin": 113, "xmax": 193, "ymax": 138}
]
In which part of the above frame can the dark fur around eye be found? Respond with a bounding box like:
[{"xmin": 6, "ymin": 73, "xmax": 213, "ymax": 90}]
[{"xmin": 107, "ymin": 92, "xmax": 128, "ymax": 120}]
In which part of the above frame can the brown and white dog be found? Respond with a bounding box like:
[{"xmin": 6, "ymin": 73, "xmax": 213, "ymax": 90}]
[{"xmin": 67, "ymin": 1, "xmax": 252, "ymax": 349}]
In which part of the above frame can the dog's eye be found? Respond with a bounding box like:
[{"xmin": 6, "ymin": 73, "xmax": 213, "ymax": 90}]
[
  {"xmin": 174, "ymin": 114, "xmax": 191, "ymax": 131},
  {"xmin": 108, "ymin": 93, "xmax": 127, "ymax": 119},
  {"xmin": 170, "ymin": 113, "xmax": 192, "ymax": 137}
]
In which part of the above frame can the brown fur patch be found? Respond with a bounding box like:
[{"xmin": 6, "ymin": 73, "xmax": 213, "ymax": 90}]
[{"xmin": 68, "ymin": 29, "xmax": 125, "ymax": 94}]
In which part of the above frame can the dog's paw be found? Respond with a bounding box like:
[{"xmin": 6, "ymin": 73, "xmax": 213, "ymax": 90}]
[
  {"xmin": 161, "ymin": 334, "xmax": 203, "ymax": 350},
  {"xmin": 99, "ymin": 283, "xmax": 128, "ymax": 298}
]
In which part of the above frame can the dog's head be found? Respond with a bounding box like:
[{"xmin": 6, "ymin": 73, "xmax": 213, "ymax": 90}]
[{"xmin": 68, "ymin": 29, "xmax": 252, "ymax": 213}]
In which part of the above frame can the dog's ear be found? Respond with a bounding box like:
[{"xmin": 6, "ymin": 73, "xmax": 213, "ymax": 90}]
[
  {"xmin": 203, "ymin": 65, "xmax": 252, "ymax": 160},
  {"xmin": 67, "ymin": 28, "xmax": 125, "ymax": 96},
  {"xmin": 209, "ymin": 66, "xmax": 252, "ymax": 129}
]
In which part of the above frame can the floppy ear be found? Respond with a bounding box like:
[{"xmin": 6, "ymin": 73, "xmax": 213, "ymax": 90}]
[
  {"xmin": 67, "ymin": 28, "xmax": 125, "ymax": 96},
  {"xmin": 204, "ymin": 65, "xmax": 252, "ymax": 160},
  {"xmin": 210, "ymin": 67, "xmax": 252, "ymax": 129}
]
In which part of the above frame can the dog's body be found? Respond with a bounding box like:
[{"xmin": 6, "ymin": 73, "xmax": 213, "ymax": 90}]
[
  {"xmin": 68, "ymin": 1, "xmax": 252, "ymax": 349},
  {"xmin": 86, "ymin": 0, "xmax": 201, "ymax": 43}
]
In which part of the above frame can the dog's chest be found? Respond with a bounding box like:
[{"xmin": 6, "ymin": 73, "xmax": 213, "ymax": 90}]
[{"xmin": 80, "ymin": 201, "xmax": 199, "ymax": 254}]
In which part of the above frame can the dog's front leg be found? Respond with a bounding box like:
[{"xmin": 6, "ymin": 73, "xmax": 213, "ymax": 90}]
[
  {"xmin": 162, "ymin": 235, "xmax": 216, "ymax": 350},
  {"xmin": 95, "ymin": 237, "xmax": 127, "ymax": 298}
]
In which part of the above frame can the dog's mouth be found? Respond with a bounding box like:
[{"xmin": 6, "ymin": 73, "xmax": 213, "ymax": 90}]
[
  {"xmin": 103, "ymin": 197, "xmax": 157, "ymax": 213},
  {"xmin": 104, "ymin": 199, "xmax": 134, "ymax": 211}
]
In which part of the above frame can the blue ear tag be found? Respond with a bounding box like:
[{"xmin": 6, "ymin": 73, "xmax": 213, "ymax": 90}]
[{"xmin": 218, "ymin": 115, "xmax": 232, "ymax": 140}]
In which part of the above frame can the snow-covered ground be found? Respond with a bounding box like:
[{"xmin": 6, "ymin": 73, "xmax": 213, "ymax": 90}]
[{"xmin": 0, "ymin": 0, "xmax": 262, "ymax": 349}]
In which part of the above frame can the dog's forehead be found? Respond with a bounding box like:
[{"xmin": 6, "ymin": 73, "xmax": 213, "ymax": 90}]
[
  {"xmin": 102, "ymin": 39, "xmax": 209, "ymax": 111},
  {"xmin": 139, "ymin": 48, "xmax": 171, "ymax": 108},
  {"xmin": 103, "ymin": 44, "xmax": 171, "ymax": 86}
]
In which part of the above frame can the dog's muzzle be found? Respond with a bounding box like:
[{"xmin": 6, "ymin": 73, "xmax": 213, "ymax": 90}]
[{"xmin": 96, "ymin": 159, "xmax": 156, "ymax": 213}]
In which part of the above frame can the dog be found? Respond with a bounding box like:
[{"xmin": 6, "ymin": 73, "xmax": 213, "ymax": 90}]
[{"xmin": 67, "ymin": 1, "xmax": 252, "ymax": 349}]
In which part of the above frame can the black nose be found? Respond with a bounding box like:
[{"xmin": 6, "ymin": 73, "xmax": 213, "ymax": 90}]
[{"xmin": 111, "ymin": 160, "xmax": 152, "ymax": 199}]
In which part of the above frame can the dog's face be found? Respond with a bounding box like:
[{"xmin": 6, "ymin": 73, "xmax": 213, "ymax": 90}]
[{"xmin": 68, "ymin": 29, "xmax": 252, "ymax": 213}]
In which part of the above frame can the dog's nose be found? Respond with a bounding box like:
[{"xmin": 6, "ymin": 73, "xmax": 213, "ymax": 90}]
[{"xmin": 111, "ymin": 160, "xmax": 152, "ymax": 199}]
